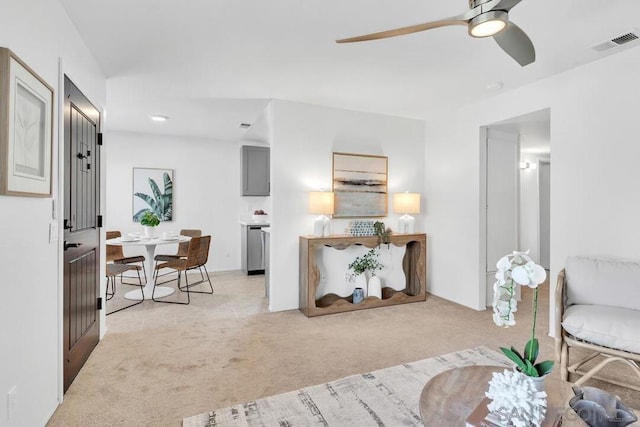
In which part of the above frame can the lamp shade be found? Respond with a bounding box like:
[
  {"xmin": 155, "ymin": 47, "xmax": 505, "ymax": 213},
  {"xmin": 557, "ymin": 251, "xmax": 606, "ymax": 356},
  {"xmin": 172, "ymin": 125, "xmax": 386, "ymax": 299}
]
[
  {"xmin": 393, "ymin": 192, "xmax": 420, "ymax": 214},
  {"xmin": 309, "ymin": 191, "xmax": 334, "ymax": 215}
]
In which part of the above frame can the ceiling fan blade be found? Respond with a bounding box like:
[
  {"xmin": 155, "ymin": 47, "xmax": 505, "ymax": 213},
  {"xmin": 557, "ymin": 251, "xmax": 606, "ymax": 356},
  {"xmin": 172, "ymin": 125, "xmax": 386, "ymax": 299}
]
[
  {"xmin": 491, "ymin": 0, "xmax": 523, "ymax": 12},
  {"xmin": 493, "ymin": 22, "xmax": 535, "ymax": 66},
  {"xmin": 336, "ymin": 18, "xmax": 467, "ymax": 43}
]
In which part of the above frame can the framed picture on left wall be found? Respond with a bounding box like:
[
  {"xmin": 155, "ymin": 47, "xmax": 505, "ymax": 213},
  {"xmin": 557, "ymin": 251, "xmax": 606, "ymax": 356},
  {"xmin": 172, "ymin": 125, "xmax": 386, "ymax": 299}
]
[
  {"xmin": 0, "ymin": 47, "xmax": 54, "ymax": 197},
  {"xmin": 132, "ymin": 167, "xmax": 174, "ymax": 222}
]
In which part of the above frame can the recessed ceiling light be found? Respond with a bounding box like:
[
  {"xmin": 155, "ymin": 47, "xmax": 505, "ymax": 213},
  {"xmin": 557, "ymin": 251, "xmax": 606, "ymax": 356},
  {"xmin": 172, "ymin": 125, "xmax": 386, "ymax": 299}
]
[
  {"xmin": 486, "ymin": 81, "xmax": 504, "ymax": 90},
  {"xmin": 150, "ymin": 115, "xmax": 169, "ymax": 122}
]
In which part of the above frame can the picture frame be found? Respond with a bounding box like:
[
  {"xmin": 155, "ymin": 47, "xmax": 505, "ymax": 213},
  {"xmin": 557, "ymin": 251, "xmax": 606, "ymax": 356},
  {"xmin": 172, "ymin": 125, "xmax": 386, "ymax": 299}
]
[
  {"xmin": 0, "ymin": 47, "xmax": 54, "ymax": 197},
  {"xmin": 332, "ymin": 152, "xmax": 388, "ymax": 218},
  {"xmin": 132, "ymin": 167, "xmax": 174, "ymax": 222}
]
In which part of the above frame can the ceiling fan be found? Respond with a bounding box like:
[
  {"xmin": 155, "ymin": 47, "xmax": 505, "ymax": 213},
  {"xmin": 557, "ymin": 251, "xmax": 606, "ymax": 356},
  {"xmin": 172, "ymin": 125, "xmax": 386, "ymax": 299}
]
[{"xmin": 336, "ymin": 0, "xmax": 535, "ymax": 66}]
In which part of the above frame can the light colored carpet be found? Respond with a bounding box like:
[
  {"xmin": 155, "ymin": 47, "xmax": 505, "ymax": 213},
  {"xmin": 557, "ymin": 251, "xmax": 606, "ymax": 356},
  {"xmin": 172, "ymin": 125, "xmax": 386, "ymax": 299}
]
[
  {"xmin": 183, "ymin": 346, "xmax": 509, "ymax": 426},
  {"xmin": 46, "ymin": 271, "xmax": 639, "ymax": 426}
]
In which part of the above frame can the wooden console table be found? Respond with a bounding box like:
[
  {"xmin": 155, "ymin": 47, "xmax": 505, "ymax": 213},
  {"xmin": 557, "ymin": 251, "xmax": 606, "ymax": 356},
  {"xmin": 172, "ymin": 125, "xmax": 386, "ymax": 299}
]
[{"xmin": 299, "ymin": 233, "xmax": 427, "ymax": 317}]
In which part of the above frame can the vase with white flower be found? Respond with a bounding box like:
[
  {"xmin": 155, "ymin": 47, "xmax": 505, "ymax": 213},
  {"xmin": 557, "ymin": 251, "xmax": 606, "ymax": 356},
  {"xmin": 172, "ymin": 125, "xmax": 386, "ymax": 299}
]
[
  {"xmin": 493, "ymin": 251, "xmax": 554, "ymax": 386},
  {"xmin": 348, "ymin": 248, "xmax": 383, "ymax": 299}
]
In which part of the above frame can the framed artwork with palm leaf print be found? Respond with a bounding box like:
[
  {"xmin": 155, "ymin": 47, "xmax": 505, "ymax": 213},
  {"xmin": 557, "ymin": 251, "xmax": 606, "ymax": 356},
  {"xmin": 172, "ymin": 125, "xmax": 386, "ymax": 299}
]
[{"xmin": 132, "ymin": 167, "xmax": 173, "ymax": 222}]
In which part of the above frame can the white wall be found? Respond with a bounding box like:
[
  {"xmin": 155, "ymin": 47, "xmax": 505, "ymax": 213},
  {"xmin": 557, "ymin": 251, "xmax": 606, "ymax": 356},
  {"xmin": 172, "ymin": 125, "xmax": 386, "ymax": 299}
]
[
  {"xmin": 0, "ymin": 0, "xmax": 106, "ymax": 425},
  {"xmin": 269, "ymin": 100, "xmax": 426, "ymax": 312},
  {"xmin": 105, "ymin": 131, "xmax": 271, "ymax": 271},
  {"xmin": 426, "ymin": 46, "xmax": 640, "ymax": 334}
]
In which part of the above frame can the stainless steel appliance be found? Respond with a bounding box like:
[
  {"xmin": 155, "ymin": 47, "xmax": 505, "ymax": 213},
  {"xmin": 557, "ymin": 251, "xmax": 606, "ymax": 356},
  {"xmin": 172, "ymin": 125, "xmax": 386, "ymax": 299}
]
[{"xmin": 241, "ymin": 223, "xmax": 268, "ymax": 275}]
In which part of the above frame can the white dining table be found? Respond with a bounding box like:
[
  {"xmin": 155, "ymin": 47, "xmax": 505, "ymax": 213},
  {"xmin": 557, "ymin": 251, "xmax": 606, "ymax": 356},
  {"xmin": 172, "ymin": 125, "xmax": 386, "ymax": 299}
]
[{"xmin": 106, "ymin": 235, "xmax": 191, "ymax": 301}]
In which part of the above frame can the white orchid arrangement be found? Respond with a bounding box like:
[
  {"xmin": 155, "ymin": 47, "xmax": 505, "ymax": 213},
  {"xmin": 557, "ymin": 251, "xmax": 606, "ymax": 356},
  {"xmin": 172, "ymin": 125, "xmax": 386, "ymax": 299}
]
[{"xmin": 493, "ymin": 251, "xmax": 554, "ymax": 378}]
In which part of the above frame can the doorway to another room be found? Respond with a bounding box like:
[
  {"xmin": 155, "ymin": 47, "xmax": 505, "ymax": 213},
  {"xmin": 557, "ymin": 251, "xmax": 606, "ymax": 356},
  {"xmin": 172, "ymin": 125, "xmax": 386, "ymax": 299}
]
[{"xmin": 480, "ymin": 109, "xmax": 551, "ymax": 307}]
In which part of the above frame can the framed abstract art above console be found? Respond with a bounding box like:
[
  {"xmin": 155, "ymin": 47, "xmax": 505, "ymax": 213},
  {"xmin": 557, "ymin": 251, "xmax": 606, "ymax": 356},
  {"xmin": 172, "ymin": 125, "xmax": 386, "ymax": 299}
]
[{"xmin": 332, "ymin": 152, "xmax": 387, "ymax": 218}]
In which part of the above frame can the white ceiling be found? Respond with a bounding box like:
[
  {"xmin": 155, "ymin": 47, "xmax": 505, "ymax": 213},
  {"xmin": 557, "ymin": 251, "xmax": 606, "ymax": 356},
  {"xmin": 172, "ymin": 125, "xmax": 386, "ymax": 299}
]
[{"xmin": 59, "ymin": 0, "xmax": 640, "ymax": 140}]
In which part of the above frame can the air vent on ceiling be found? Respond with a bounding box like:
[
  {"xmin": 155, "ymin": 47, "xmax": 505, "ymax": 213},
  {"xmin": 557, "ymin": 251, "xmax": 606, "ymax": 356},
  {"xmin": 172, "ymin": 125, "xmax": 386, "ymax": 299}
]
[
  {"xmin": 591, "ymin": 31, "xmax": 639, "ymax": 52},
  {"xmin": 239, "ymin": 123, "xmax": 251, "ymax": 129},
  {"xmin": 612, "ymin": 32, "xmax": 639, "ymax": 45}
]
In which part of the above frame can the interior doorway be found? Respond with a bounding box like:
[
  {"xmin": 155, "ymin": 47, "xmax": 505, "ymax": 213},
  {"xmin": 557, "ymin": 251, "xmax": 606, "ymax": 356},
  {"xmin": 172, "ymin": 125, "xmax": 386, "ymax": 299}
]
[
  {"xmin": 63, "ymin": 76, "xmax": 101, "ymax": 392},
  {"xmin": 480, "ymin": 109, "xmax": 551, "ymax": 307}
]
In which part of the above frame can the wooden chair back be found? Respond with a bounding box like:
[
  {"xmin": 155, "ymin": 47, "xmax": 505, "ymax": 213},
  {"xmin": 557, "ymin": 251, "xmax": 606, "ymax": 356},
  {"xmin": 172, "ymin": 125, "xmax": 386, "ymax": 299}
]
[
  {"xmin": 106, "ymin": 230, "xmax": 125, "ymax": 262},
  {"xmin": 185, "ymin": 236, "xmax": 211, "ymax": 270},
  {"xmin": 177, "ymin": 229, "xmax": 202, "ymax": 257}
]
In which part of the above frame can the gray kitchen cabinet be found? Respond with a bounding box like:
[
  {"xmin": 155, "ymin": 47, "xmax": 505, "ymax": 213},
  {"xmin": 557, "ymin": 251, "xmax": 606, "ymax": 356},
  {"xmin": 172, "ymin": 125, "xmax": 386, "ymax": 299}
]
[{"xmin": 242, "ymin": 145, "xmax": 270, "ymax": 196}]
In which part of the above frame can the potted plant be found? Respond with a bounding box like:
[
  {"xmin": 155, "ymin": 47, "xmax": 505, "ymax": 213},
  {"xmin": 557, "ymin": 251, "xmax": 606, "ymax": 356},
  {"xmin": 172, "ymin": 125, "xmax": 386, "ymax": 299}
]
[
  {"xmin": 373, "ymin": 221, "xmax": 392, "ymax": 246},
  {"xmin": 348, "ymin": 248, "xmax": 384, "ymax": 299},
  {"xmin": 492, "ymin": 251, "xmax": 553, "ymax": 385},
  {"xmin": 140, "ymin": 211, "xmax": 160, "ymax": 238}
]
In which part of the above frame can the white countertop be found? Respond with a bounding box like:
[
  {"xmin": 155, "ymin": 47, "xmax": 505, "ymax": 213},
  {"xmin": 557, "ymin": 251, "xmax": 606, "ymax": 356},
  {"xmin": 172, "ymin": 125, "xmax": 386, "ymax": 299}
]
[{"xmin": 239, "ymin": 221, "xmax": 270, "ymax": 227}]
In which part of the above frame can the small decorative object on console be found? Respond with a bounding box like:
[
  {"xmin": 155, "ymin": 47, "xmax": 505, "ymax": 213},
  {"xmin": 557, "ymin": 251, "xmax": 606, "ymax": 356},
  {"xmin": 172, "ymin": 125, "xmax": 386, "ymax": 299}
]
[
  {"xmin": 373, "ymin": 221, "xmax": 392, "ymax": 246},
  {"xmin": 348, "ymin": 248, "xmax": 383, "ymax": 300},
  {"xmin": 347, "ymin": 248, "xmax": 382, "ymax": 277},
  {"xmin": 346, "ymin": 219, "xmax": 376, "ymax": 236},
  {"xmin": 352, "ymin": 287, "xmax": 364, "ymax": 304}
]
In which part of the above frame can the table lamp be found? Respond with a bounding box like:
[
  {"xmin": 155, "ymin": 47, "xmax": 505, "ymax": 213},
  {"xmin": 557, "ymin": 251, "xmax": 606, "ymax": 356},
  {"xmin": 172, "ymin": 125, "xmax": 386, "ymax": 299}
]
[
  {"xmin": 393, "ymin": 192, "xmax": 420, "ymax": 233},
  {"xmin": 309, "ymin": 191, "xmax": 334, "ymax": 237}
]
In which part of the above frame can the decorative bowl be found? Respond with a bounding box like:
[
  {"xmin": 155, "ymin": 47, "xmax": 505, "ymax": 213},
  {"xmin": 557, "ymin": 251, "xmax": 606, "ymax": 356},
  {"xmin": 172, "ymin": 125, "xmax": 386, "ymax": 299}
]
[
  {"xmin": 252, "ymin": 214, "xmax": 269, "ymax": 223},
  {"xmin": 569, "ymin": 386, "xmax": 637, "ymax": 427}
]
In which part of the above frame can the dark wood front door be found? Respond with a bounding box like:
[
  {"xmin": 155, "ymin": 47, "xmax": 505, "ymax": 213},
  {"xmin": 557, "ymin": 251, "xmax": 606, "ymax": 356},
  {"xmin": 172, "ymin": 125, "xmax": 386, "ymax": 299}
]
[{"xmin": 63, "ymin": 76, "xmax": 101, "ymax": 392}]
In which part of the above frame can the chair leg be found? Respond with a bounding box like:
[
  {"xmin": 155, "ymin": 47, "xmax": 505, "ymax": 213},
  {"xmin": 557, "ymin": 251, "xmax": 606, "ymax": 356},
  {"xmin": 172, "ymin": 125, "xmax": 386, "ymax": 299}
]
[
  {"xmin": 120, "ymin": 263, "xmax": 146, "ymax": 286},
  {"xmin": 106, "ymin": 276, "xmax": 115, "ymax": 300},
  {"xmin": 178, "ymin": 265, "xmax": 213, "ymax": 294},
  {"xmin": 573, "ymin": 356, "xmax": 640, "ymax": 386},
  {"xmin": 153, "ymin": 261, "xmax": 180, "ymax": 286},
  {"xmin": 152, "ymin": 270, "xmax": 190, "ymax": 305},
  {"xmin": 106, "ymin": 270, "xmax": 144, "ymax": 315},
  {"xmin": 561, "ymin": 342, "xmax": 568, "ymax": 381}
]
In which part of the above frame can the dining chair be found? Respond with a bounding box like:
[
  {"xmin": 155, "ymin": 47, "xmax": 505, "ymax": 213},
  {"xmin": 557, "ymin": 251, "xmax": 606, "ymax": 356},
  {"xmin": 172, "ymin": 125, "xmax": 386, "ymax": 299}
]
[
  {"xmin": 152, "ymin": 235, "xmax": 213, "ymax": 305},
  {"xmin": 156, "ymin": 229, "xmax": 202, "ymax": 260},
  {"xmin": 105, "ymin": 263, "xmax": 144, "ymax": 315},
  {"xmin": 154, "ymin": 229, "xmax": 202, "ymax": 283},
  {"xmin": 106, "ymin": 230, "xmax": 146, "ymax": 284}
]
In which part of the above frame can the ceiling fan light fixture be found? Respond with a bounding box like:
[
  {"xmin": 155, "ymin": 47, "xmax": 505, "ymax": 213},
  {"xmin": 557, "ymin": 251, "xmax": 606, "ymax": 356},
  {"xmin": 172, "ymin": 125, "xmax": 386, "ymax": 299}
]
[{"xmin": 469, "ymin": 10, "xmax": 508, "ymax": 38}]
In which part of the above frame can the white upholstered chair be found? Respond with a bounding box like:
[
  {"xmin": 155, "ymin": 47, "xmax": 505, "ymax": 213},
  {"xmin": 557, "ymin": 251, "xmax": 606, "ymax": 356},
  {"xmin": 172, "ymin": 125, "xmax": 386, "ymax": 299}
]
[{"xmin": 555, "ymin": 256, "xmax": 640, "ymax": 391}]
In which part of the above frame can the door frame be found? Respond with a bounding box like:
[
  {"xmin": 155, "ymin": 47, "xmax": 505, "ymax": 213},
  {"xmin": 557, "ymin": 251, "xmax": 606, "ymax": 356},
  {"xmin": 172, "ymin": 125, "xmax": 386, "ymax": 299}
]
[
  {"xmin": 536, "ymin": 158, "xmax": 551, "ymax": 270},
  {"xmin": 56, "ymin": 60, "xmax": 106, "ymax": 401},
  {"xmin": 479, "ymin": 127, "xmax": 521, "ymax": 309}
]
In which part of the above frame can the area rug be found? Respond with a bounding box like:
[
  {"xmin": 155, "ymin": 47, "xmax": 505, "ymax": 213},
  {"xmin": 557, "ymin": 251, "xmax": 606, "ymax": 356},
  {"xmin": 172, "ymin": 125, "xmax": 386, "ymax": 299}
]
[{"xmin": 183, "ymin": 346, "xmax": 509, "ymax": 426}]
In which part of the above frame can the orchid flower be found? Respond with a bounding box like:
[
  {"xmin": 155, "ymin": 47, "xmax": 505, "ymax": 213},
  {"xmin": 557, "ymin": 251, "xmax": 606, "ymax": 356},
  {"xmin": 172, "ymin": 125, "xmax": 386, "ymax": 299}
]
[
  {"xmin": 491, "ymin": 251, "xmax": 554, "ymax": 378},
  {"xmin": 512, "ymin": 262, "xmax": 547, "ymax": 288}
]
